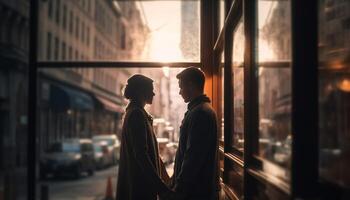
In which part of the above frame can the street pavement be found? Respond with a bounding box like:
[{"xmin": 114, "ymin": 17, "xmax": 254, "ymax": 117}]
[
  {"xmin": 38, "ymin": 163, "xmax": 174, "ymax": 200},
  {"xmin": 39, "ymin": 165, "xmax": 118, "ymax": 200}
]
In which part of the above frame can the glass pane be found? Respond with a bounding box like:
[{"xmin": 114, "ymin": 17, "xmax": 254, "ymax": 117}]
[
  {"xmin": 219, "ymin": 0, "xmax": 226, "ymax": 31},
  {"xmin": 232, "ymin": 19, "xmax": 244, "ymax": 151},
  {"xmin": 257, "ymin": 0, "xmax": 291, "ymax": 175},
  {"xmin": 38, "ymin": 0, "xmax": 200, "ymax": 62},
  {"xmin": 258, "ymin": 67, "xmax": 291, "ymax": 170},
  {"xmin": 36, "ymin": 67, "xmax": 187, "ymax": 199},
  {"xmin": 232, "ymin": 20, "xmax": 244, "ymax": 64},
  {"xmin": 233, "ymin": 68, "xmax": 244, "ymax": 151},
  {"xmin": 258, "ymin": 0, "xmax": 291, "ymax": 62},
  {"xmin": 319, "ymin": 0, "xmax": 350, "ymax": 189},
  {"xmin": 0, "ymin": 0, "xmax": 29, "ymax": 199}
]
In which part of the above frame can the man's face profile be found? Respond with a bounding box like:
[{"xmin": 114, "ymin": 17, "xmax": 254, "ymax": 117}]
[{"xmin": 178, "ymin": 79, "xmax": 191, "ymax": 103}]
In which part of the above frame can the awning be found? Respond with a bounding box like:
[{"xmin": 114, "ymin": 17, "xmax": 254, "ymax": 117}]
[
  {"xmin": 50, "ymin": 84, "xmax": 94, "ymax": 111},
  {"xmin": 95, "ymin": 96, "xmax": 124, "ymax": 113}
]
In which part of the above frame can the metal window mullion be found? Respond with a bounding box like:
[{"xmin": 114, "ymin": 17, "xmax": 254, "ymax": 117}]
[
  {"xmin": 36, "ymin": 61, "xmax": 202, "ymax": 69},
  {"xmin": 243, "ymin": 0, "xmax": 258, "ymax": 199},
  {"xmin": 291, "ymin": 0, "xmax": 318, "ymax": 199},
  {"xmin": 29, "ymin": 0, "xmax": 39, "ymax": 200}
]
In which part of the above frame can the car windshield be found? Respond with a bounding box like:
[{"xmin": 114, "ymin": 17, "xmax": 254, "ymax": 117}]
[
  {"xmin": 47, "ymin": 143, "xmax": 80, "ymax": 153},
  {"xmin": 62, "ymin": 143, "xmax": 80, "ymax": 152},
  {"xmin": 94, "ymin": 145, "xmax": 102, "ymax": 152}
]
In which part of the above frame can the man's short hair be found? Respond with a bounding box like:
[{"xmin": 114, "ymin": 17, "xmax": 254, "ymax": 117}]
[{"xmin": 176, "ymin": 67, "xmax": 205, "ymax": 91}]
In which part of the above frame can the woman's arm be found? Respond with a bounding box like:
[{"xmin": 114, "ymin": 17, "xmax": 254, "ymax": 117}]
[{"xmin": 128, "ymin": 109, "xmax": 170, "ymax": 194}]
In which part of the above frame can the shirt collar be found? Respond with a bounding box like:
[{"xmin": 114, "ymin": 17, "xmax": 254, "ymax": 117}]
[{"xmin": 187, "ymin": 94, "xmax": 211, "ymax": 111}]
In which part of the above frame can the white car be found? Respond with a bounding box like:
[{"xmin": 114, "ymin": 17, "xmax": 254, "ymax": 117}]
[{"xmin": 92, "ymin": 135, "xmax": 120, "ymax": 165}]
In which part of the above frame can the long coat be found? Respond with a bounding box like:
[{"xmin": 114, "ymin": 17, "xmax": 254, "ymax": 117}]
[
  {"xmin": 172, "ymin": 95, "xmax": 219, "ymax": 200},
  {"xmin": 116, "ymin": 102, "xmax": 168, "ymax": 200}
]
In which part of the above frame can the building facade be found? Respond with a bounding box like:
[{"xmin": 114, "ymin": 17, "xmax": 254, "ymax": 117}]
[
  {"xmin": 0, "ymin": 0, "xmax": 30, "ymax": 199},
  {"xmin": 36, "ymin": 0, "xmax": 150, "ymax": 153}
]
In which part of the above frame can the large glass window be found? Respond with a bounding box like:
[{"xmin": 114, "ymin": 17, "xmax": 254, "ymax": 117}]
[
  {"xmin": 38, "ymin": 0, "xmax": 200, "ymax": 62},
  {"xmin": 36, "ymin": 67, "xmax": 186, "ymax": 199},
  {"xmin": 232, "ymin": 19, "xmax": 244, "ymax": 151},
  {"xmin": 318, "ymin": 0, "xmax": 350, "ymax": 188},
  {"xmin": 257, "ymin": 0, "xmax": 292, "ymax": 175}
]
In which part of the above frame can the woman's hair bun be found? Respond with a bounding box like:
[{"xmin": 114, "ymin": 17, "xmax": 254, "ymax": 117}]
[{"xmin": 123, "ymin": 74, "xmax": 153, "ymax": 100}]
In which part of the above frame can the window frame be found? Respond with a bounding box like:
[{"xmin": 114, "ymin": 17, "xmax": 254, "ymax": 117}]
[
  {"xmin": 29, "ymin": 1, "xmax": 206, "ymax": 199},
  {"xmin": 28, "ymin": 0, "xmax": 320, "ymax": 200}
]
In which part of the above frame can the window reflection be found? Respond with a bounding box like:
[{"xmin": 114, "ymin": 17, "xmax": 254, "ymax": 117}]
[
  {"xmin": 258, "ymin": 68, "xmax": 291, "ymax": 168},
  {"xmin": 257, "ymin": 0, "xmax": 291, "ymax": 171},
  {"xmin": 258, "ymin": 0, "xmax": 291, "ymax": 62},
  {"xmin": 232, "ymin": 20, "xmax": 244, "ymax": 151},
  {"xmin": 319, "ymin": 0, "xmax": 350, "ymax": 188}
]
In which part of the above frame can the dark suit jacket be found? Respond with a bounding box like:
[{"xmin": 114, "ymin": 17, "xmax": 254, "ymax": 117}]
[
  {"xmin": 116, "ymin": 102, "xmax": 168, "ymax": 200},
  {"xmin": 172, "ymin": 95, "xmax": 219, "ymax": 200}
]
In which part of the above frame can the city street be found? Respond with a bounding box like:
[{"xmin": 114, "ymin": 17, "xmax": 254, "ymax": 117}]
[{"xmin": 39, "ymin": 165, "xmax": 118, "ymax": 200}]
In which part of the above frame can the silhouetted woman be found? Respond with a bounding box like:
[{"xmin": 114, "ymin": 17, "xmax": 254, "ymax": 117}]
[{"xmin": 116, "ymin": 74, "xmax": 172, "ymax": 200}]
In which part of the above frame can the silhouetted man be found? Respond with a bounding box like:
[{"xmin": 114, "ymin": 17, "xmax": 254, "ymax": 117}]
[{"xmin": 172, "ymin": 67, "xmax": 219, "ymax": 200}]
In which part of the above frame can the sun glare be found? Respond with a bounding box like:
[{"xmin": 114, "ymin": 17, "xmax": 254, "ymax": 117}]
[
  {"xmin": 258, "ymin": 39, "xmax": 276, "ymax": 62},
  {"xmin": 141, "ymin": 1, "xmax": 184, "ymax": 62}
]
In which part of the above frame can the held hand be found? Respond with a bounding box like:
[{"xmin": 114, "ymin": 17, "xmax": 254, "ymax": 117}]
[
  {"xmin": 159, "ymin": 189, "xmax": 175, "ymax": 200},
  {"xmin": 159, "ymin": 158, "xmax": 171, "ymax": 185},
  {"xmin": 159, "ymin": 190, "xmax": 186, "ymax": 200}
]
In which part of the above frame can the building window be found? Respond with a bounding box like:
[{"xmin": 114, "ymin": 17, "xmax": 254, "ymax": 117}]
[
  {"xmin": 81, "ymin": 22, "xmax": 85, "ymax": 43},
  {"xmin": 75, "ymin": 50, "xmax": 78, "ymax": 60},
  {"xmin": 55, "ymin": 0, "xmax": 60, "ymax": 25},
  {"xmin": 54, "ymin": 37, "xmax": 59, "ymax": 60},
  {"xmin": 62, "ymin": 42, "xmax": 66, "ymax": 60},
  {"xmin": 69, "ymin": 11, "xmax": 73, "ymax": 34},
  {"xmin": 86, "ymin": 27, "xmax": 90, "ymax": 46},
  {"xmin": 48, "ymin": 0, "xmax": 54, "ymax": 19},
  {"xmin": 75, "ymin": 17, "xmax": 79, "ymax": 39},
  {"xmin": 47, "ymin": 32, "xmax": 52, "ymax": 60},
  {"xmin": 63, "ymin": 5, "xmax": 67, "ymax": 30},
  {"xmin": 68, "ymin": 46, "xmax": 72, "ymax": 60}
]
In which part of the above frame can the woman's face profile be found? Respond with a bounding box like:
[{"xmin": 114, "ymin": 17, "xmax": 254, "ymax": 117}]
[{"xmin": 145, "ymin": 85, "xmax": 155, "ymax": 105}]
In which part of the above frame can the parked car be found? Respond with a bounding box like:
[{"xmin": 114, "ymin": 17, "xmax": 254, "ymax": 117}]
[
  {"xmin": 40, "ymin": 139, "xmax": 95, "ymax": 179},
  {"xmin": 93, "ymin": 141, "xmax": 111, "ymax": 169},
  {"xmin": 92, "ymin": 135, "xmax": 120, "ymax": 165}
]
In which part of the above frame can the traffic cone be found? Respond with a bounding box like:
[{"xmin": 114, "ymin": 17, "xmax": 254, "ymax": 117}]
[{"xmin": 104, "ymin": 176, "xmax": 114, "ymax": 200}]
